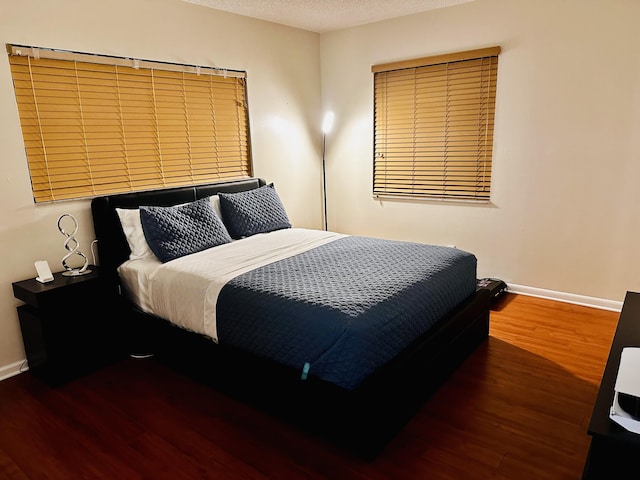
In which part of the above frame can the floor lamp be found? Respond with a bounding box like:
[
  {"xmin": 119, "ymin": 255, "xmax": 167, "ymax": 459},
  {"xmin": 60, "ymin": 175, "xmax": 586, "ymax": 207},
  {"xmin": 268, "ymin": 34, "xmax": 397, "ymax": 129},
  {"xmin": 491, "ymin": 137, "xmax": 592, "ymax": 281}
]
[{"xmin": 321, "ymin": 112, "xmax": 334, "ymax": 231}]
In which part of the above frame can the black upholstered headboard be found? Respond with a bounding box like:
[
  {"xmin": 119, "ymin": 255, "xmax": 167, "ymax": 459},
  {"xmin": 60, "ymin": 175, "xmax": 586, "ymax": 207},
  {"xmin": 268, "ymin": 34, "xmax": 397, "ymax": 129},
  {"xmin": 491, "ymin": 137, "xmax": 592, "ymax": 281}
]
[{"xmin": 91, "ymin": 177, "xmax": 266, "ymax": 280}]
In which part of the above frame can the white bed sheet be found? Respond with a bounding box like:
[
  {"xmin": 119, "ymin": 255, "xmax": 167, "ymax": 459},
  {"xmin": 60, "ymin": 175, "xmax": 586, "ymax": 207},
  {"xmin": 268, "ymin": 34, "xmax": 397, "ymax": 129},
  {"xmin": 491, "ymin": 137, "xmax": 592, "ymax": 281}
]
[{"xmin": 117, "ymin": 228, "xmax": 346, "ymax": 342}]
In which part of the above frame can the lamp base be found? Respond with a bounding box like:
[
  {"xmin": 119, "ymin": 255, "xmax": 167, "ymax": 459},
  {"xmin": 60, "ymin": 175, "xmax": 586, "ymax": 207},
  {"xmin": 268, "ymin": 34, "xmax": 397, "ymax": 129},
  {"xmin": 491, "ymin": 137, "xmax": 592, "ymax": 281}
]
[{"xmin": 61, "ymin": 269, "xmax": 92, "ymax": 277}]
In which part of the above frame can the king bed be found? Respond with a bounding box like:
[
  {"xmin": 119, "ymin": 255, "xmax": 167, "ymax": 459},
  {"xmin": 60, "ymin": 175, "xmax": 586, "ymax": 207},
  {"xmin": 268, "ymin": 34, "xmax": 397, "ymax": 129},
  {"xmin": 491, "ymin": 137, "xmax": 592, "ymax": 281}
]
[{"xmin": 91, "ymin": 177, "xmax": 490, "ymax": 458}]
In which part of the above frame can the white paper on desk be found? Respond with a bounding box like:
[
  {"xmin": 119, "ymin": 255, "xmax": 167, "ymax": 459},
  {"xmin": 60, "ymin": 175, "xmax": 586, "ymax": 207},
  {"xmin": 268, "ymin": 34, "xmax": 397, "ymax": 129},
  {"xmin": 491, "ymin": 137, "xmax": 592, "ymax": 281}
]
[{"xmin": 610, "ymin": 347, "xmax": 640, "ymax": 434}]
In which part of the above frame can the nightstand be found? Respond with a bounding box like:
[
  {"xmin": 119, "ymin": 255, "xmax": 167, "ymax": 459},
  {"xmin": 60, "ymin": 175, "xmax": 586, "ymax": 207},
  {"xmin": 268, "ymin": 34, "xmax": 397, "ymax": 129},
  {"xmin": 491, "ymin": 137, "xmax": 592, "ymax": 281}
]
[{"xmin": 12, "ymin": 266, "xmax": 125, "ymax": 386}]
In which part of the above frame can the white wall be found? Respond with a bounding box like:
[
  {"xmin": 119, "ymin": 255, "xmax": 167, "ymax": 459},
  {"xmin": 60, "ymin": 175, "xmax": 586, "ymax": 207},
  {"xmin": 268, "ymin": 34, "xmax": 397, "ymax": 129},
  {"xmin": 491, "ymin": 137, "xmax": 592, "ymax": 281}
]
[
  {"xmin": 320, "ymin": 0, "xmax": 640, "ymax": 303},
  {"xmin": 0, "ymin": 0, "xmax": 321, "ymax": 371}
]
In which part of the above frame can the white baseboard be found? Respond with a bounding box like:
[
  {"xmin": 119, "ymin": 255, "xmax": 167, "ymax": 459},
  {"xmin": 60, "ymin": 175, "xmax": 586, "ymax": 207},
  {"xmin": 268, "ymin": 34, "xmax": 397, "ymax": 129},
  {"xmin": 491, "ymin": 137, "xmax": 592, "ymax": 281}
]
[
  {"xmin": 508, "ymin": 283, "xmax": 623, "ymax": 312},
  {"xmin": 0, "ymin": 359, "xmax": 27, "ymax": 381}
]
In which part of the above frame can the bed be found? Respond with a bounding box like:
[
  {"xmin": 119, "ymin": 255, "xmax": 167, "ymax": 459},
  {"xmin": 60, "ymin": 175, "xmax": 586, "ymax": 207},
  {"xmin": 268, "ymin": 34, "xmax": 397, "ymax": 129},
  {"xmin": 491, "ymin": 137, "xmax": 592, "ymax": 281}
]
[{"xmin": 91, "ymin": 177, "xmax": 490, "ymax": 458}]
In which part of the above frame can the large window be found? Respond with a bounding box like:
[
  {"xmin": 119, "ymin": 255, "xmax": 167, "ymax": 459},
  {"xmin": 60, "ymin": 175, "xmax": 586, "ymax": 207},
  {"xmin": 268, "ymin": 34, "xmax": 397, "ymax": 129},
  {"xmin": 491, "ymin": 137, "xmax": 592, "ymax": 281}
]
[
  {"xmin": 372, "ymin": 47, "xmax": 500, "ymax": 202},
  {"xmin": 7, "ymin": 44, "xmax": 252, "ymax": 203}
]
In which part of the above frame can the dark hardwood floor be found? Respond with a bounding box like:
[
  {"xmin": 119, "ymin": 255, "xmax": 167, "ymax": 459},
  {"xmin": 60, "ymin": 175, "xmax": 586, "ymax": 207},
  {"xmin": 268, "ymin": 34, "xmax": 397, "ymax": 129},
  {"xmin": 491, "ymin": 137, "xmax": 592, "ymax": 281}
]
[{"xmin": 0, "ymin": 293, "xmax": 620, "ymax": 479}]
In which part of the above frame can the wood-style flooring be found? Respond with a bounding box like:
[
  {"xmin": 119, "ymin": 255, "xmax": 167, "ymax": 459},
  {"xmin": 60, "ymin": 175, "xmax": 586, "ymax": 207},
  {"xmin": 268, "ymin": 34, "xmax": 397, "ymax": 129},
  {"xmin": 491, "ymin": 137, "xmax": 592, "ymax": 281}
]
[{"xmin": 0, "ymin": 293, "xmax": 621, "ymax": 479}]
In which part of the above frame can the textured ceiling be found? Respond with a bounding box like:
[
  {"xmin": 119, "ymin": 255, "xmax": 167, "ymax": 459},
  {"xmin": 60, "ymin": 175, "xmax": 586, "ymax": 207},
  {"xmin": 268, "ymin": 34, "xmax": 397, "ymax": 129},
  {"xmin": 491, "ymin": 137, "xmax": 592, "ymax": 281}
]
[{"xmin": 182, "ymin": 0, "xmax": 474, "ymax": 33}]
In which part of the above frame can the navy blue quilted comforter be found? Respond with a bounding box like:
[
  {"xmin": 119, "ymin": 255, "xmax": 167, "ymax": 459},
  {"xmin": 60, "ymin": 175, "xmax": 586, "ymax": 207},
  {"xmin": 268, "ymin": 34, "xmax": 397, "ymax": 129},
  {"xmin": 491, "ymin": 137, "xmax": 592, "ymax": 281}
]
[{"xmin": 217, "ymin": 236, "xmax": 477, "ymax": 390}]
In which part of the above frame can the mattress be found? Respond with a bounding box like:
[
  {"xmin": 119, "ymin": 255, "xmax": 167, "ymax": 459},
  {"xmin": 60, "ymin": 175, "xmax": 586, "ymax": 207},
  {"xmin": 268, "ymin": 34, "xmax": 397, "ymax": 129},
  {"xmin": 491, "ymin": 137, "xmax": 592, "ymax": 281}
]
[{"xmin": 118, "ymin": 228, "xmax": 477, "ymax": 390}]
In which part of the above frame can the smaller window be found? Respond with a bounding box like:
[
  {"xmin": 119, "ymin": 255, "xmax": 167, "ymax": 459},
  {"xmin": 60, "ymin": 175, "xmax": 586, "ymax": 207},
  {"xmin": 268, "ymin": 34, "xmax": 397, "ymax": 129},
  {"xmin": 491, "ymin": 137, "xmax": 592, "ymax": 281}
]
[{"xmin": 372, "ymin": 46, "xmax": 500, "ymax": 202}]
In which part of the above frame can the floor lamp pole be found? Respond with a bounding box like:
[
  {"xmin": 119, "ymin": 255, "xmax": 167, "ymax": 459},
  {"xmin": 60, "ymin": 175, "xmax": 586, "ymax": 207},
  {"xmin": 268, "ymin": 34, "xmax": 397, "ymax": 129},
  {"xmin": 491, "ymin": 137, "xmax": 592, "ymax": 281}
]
[
  {"xmin": 322, "ymin": 133, "xmax": 328, "ymax": 231},
  {"xmin": 321, "ymin": 111, "xmax": 333, "ymax": 232}
]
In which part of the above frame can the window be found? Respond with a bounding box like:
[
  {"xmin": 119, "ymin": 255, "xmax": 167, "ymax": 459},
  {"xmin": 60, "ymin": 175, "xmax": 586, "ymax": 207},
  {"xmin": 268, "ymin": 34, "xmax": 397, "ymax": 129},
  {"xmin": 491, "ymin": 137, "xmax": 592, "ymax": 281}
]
[
  {"xmin": 372, "ymin": 46, "xmax": 500, "ymax": 202},
  {"xmin": 7, "ymin": 44, "xmax": 252, "ymax": 203}
]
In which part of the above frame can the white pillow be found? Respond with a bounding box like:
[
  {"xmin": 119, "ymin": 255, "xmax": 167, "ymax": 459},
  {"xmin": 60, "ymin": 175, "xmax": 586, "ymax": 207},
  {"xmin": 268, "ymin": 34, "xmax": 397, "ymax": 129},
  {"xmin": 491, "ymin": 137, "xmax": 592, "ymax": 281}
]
[
  {"xmin": 116, "ymin": 208, "xmax": 155, "ymax": 260},
  {"xmin": 209, "ymin": 194, "xmax": 222, "ymax": 219},
  {"xmin": 115, "ymin": 195, "xmax": 223, "ymax": 261}
]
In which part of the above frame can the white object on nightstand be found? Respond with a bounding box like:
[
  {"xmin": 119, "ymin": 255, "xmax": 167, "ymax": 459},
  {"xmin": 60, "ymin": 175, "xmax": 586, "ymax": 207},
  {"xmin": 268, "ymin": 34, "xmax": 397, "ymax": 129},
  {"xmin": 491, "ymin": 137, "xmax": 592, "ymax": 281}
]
[{"xmin": 34, "ymin": 260, "xmax": 54, "ymax": 283}]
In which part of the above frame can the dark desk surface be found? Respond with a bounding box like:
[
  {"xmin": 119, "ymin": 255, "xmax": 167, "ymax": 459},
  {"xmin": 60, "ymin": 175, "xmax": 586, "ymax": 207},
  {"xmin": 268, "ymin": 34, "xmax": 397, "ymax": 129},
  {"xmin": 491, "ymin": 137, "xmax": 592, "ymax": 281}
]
[{"xmin": 588, "ymin": 291, "xmax": 640, "ymax": 443}]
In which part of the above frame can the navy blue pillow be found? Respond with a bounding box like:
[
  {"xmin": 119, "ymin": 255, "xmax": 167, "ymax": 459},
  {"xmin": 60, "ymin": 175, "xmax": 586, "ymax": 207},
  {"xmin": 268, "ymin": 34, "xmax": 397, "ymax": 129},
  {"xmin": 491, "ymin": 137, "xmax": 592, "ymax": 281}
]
[
  {"xmin": 140, "ymin": 197, "xmax": 232, "ymax": 263},
  {"xmin": 219, "ymin": 184, "xmax": 291, "ymax": 239}
]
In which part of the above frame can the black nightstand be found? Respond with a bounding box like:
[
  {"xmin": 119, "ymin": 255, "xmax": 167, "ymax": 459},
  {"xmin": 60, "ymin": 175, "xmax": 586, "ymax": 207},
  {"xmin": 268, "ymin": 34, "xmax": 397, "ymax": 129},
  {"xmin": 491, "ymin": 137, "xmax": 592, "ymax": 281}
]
[{"xmin": 12, "ymin": 266, "xmax": 125, "ymax": 386}]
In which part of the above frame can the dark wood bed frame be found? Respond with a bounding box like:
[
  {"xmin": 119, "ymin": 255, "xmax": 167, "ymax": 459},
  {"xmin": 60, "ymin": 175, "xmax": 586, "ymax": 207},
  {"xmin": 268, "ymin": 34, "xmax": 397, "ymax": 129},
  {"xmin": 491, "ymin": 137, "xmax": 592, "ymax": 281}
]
[{"xmin": 90, "ymin": 177, "xmax": 491, "ymax": 459}]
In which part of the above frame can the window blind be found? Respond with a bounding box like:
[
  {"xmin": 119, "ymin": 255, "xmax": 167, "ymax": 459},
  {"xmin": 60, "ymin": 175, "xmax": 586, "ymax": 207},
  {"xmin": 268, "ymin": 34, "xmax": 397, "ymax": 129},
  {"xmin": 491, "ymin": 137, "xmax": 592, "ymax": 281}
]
[
  {"xmin": 7, "ymin": 44, "xmax": 252, "ymax": 203},
  {"xmin": 372, "ymin": 46, "xmax": 500, "ymax": 201}
]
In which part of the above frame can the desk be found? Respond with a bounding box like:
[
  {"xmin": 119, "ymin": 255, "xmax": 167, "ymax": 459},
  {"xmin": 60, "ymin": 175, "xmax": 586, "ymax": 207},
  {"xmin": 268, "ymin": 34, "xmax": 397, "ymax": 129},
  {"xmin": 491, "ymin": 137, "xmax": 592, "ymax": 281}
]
[{"xmin": 583, "ymin": 291, "xmax": 640, "ymax": 478}]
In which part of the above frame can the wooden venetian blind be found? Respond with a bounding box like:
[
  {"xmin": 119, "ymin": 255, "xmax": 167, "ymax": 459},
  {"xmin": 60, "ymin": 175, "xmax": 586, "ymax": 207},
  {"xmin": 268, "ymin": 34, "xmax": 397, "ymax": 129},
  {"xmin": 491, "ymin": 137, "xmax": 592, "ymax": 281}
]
[
  {"xmin": 372, "ymin": 46, "xmax": 500, "ymax": 201},
  {"xmin": 7, "ymin": 44, "xmax": 252, "ymax": 203}
]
